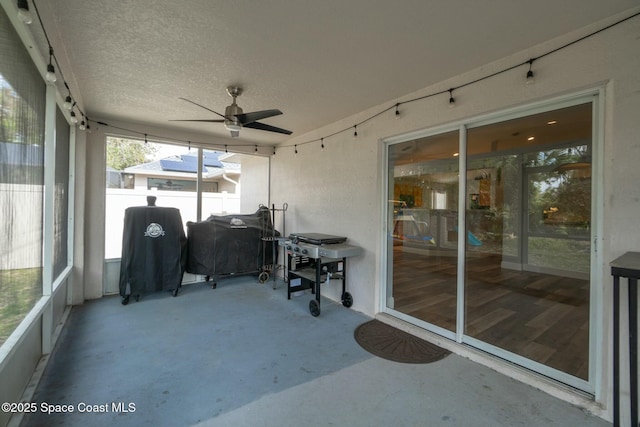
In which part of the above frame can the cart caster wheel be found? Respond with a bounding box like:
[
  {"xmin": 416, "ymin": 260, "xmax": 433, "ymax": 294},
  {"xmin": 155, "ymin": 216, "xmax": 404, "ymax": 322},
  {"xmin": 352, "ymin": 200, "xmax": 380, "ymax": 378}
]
[
  {"xmin": 309, "ymin": 300, "xmax": 321, "ymax": 317},
  {"xmin": 258, "ymin": 271, "xmax": 269, "ymax": 283},
  {"xmin": 121, "ymin": 295, "xmax": 130, "ymax": 305},
  {"xmin": 211, "ymin": 282, "xmax": 217, "ymax": 289},
  {"xmin": 342, "ymin": 292, "xmax": 353, "ymax": 308}
]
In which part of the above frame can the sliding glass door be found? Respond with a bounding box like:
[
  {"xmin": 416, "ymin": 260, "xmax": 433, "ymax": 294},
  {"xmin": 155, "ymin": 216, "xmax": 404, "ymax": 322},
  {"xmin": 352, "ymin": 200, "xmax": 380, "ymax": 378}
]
[
  {"xmin": 385, "ymin": 97, "xmax": 596, "ymax": 390},
  {"xmin": 463, "ymin": 103, "xmax": 592, "ymax": 381},
  {"xmin": 387, "ymin": 131, "xmax": 459, "ymax": 336}
]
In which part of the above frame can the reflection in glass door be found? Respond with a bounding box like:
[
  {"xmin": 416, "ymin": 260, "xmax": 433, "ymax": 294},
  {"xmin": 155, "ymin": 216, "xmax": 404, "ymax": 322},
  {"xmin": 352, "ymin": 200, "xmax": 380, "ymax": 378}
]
[
  {"xmin": 463, "ymin": 104, "xmax": 592, "ymax": 381},
  {"xmin": 385, "ymin": 99, "xmax": 595, "ymax": 388},
  {"xmin": 386, "ymin": 131, "xmax": 459, "ymax": 334}
]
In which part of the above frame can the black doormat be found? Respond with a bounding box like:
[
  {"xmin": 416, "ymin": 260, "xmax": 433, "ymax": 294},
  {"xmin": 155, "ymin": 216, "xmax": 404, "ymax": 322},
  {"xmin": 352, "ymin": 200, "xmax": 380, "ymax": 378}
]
[{"xmin": 354, "ymin": 320, "xmax": 450, "ymax": 364}]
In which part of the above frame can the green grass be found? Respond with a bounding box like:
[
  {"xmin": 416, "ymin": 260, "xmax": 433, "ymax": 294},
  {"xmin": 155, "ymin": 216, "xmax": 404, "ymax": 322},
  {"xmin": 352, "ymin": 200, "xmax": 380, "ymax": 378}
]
[
  {"xmin": 527, "ymin": 237, "xmax": 590, "ymax": 273},
  {"xmin": 0, "ymin": 268, "xmax": 42, "ymax": 346}
]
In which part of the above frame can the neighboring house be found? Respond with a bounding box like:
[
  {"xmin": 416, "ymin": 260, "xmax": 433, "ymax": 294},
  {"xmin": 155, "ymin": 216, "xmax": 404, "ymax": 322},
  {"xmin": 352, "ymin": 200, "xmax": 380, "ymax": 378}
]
[{"xmin": 122, "ymin": 151, "xmax": 241, "ymax": 194}]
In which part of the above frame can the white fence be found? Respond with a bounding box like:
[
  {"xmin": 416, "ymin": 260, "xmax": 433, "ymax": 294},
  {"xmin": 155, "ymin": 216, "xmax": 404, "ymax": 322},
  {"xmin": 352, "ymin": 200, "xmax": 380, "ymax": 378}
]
[
  {"xmin": 105, "ymin": 189, "xmax": 241, "ymax": 259},
  {"xmin": 0, "ymin": 184, "xmax": 43, "ymax": 270}
]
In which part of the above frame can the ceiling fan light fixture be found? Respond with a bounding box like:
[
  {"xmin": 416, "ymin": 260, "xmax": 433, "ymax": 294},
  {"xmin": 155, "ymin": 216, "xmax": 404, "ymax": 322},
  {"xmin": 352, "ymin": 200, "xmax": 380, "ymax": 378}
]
[{"xmin": 224, "ymin": 121, "xmax": 242, "ymax": 133}]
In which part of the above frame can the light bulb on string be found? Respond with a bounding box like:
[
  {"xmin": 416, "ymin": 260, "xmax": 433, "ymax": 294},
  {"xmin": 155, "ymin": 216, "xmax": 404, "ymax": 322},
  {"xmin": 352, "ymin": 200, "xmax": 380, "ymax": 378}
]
[
  {"xmin": 272, "ymin": 146, "xmax": 276, "ymax": 155},
  {"xmin": 525, "ymin": 59, "xmax": 535, "ymax": 85},
  {"xmin": 45, "ymin": 47, "xmax": 56, "ymax": 83},
  {"xmin": 294, "ymin": 145, "xmax": 298, "ymax": 155},
  {"xmin": 63, "ymin": 82, "xmax": 73, "ymax": 110},
  {"xmin": 224, "ymin": 144, "xmax": 228, "ymax": 153},
  {"xmin": 255, "ymin": 145, "xmax": 258, "ymax": 153},
  {"xmin": 85, "ymin": 122, "xmax": 91, "ymax": 133},
  {"xmin": 17, "ymin": 0, "xmax": 32, "ymax": 24},
  {"xmin": 70, "ymin": 111, "xmax": 78, "ymax": 124},
  {"xmin": 353, "ymin": 125, "xmax": 358, "ymax": 138},
  {"xmin": 79, "ymin": 120, "xmax": 85, "ymax": 131},
  {"xmin": 188, "ymin": 141, "xmax": 191, "ymax": 151},
  {"xmin": 448, "ymin": 89, "xmax": 456, "ymax": 108},
  {"xmin": 395, "ymin": 104, "xmax": 400, "ymax": 119},
  {"xmin": 321, "ymin": 138, "xmax": 324, "ymax": 151}
]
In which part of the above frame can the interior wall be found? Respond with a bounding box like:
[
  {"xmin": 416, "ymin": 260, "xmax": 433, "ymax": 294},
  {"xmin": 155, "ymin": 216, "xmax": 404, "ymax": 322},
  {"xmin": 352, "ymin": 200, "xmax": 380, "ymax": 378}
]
[{"xmin": 268, "ymin": 9, "xmax": 640, "ymax": 421}]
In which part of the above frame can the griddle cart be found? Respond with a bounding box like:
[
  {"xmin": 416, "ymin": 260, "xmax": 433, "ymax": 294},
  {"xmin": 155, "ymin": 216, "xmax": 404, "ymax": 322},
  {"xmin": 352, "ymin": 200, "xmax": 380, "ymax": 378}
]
[
  {"xmin": 280, "ymin": 233, "xmax": 363, "ymax": 317},
  {"xmin": 287, "ymin": 255, "xmax": 351, "ymax": 317}
]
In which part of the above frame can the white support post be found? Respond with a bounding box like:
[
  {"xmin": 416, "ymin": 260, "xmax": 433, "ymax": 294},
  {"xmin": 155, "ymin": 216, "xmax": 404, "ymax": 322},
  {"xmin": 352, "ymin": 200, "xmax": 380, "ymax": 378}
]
[
  {"xmin": 41, "ymin": 85, "xmax": 57, "ymax": 354},
  {"xmin": 456, "ymin": 125, "xmax": 467, "ymax": 344}
]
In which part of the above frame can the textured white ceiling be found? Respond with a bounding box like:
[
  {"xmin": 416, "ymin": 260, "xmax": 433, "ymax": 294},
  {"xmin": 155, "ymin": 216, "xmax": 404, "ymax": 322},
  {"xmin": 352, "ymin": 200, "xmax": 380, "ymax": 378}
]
[{"xmin": 32, "ymin": 0, "xmax": 639, "ymax": 145}]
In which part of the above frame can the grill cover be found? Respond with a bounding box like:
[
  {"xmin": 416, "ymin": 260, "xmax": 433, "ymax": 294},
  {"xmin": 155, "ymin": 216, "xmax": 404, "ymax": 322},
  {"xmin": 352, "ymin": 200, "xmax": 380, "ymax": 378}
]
[
  {"xmin": 119, "ymin": 206, "xmax": 187, "ymax": 297},
  {"xmin": 186, "ymin": 207, "xmax": 278, "ymax": 277}
]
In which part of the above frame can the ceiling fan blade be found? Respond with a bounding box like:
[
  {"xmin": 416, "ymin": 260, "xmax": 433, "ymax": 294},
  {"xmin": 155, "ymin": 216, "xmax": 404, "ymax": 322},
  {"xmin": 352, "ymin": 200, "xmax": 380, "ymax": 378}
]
[
  {"xmin": 244, "ymin": 121, "xmax": 292, "ymax": 135},
  {"xmin": 236, "ymin": 109, "xmax": 282, "ymax": 125},
  {"xmin": 179, "ymin": 97, "xmax": 227, "ymax": 120},
  {"xmin": 169, "ymin": 119, "xmax": 225, "ymax": 122}
]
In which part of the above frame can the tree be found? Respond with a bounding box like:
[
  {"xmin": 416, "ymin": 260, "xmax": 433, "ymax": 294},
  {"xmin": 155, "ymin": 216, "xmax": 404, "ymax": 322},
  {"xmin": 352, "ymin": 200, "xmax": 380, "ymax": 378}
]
[{"xmin": 106, "ymin": 138, "xmax": 157, "ymax": 171}]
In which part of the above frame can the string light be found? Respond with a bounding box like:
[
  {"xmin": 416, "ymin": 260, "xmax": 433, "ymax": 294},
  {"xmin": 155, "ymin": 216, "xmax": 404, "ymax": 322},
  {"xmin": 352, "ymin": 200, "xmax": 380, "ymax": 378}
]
[
  {"xmin": 525, "ymin": 59, "xmax": 535, "ymax": 85},
  {"xmin": 273, "ymin": 146, "xmax": 276, "ymax": 155},
  {"xmin": 45, "ymin": 47, "xmax": 56, "ymax": 83},
  {"xmin": 63, "ymin": 82, "xmax": 73, "ymax": 110},
  {"xmin": 255, "ymin": 145, "xmax": 258, "ymax": 153},
  {"xmin": 28, "ymin": 0, "xmax": 92, "ymax": 128},
  {"xmin": 321, "ymin": 138, "xmax": 324, "ymax": 151},
  {"xmin": 17, "ymin": 0, "xmax": 32, "ymax": 24},
  {"xmin": 25, "ymin": 1, "xmax": 634, "ymax": 158},
  {"xmin": 188, "ymin": 141, "xmax": 191, "ymax": 151},
  {"xmin": 144, "ymin": 133, "xmax": 148, "ymax": 144},
  {"xmin": 225, "ymin": 144, "xmax": 228, "ymax": 153}
]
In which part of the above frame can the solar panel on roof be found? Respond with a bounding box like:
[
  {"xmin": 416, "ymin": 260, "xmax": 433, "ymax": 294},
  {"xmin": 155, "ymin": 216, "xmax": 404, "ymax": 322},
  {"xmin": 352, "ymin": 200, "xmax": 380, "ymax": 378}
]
[{"xmin": 159, "ymin": 159, "xmax": 198, "ymax": 173}]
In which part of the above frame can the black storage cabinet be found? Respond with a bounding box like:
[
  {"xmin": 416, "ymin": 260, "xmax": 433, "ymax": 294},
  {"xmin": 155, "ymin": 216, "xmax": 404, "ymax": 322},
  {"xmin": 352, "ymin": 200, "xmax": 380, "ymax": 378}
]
[{"xmin": 119, "ymin": 205, "xmax": 187, "ymax": 303}]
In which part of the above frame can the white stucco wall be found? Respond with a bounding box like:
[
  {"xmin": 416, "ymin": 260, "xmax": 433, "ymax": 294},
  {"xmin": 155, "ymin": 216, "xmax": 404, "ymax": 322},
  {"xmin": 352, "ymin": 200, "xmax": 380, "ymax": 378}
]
[
  {"xmin": 238, "ymin": 154, "xmax": 271, "ymax": 212},
  {"xmin": 268, "ymin": 10, "xmax": 640, "ymax": 422},
  {"xmin": 272, "ymin": 11, "xmax": 639, "ymax": 313},
  {"xmin": 75, "ymin": 10, "xmax": 640, "ymax": 423}
]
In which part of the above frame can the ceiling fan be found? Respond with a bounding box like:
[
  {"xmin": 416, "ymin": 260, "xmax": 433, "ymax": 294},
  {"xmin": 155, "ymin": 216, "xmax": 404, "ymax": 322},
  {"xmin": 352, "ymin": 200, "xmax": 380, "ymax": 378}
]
[{"xmin": 171, "ymin": 86, "xmax": 292, "ymax": 138}]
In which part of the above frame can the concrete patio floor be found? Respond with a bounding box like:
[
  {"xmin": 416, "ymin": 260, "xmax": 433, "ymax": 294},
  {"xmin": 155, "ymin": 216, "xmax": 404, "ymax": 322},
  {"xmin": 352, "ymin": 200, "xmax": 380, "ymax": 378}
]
[{"xmin": 18, "ymin": 276, "xmax": 610, "ymax": 427}]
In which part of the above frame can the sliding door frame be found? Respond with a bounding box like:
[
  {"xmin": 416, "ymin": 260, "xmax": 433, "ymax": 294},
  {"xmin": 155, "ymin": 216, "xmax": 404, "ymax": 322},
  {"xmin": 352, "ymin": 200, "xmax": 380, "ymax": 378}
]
[{"xmin": 380, "ymin": 87, "xmax": 605, "ymax": 394}]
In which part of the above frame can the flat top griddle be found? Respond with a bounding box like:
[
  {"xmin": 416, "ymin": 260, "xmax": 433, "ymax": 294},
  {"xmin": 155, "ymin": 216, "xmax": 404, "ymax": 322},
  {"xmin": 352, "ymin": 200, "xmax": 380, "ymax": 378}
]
[{"xmin": 289, "ymin": 233, "xmax": 347, "ymax": 245}]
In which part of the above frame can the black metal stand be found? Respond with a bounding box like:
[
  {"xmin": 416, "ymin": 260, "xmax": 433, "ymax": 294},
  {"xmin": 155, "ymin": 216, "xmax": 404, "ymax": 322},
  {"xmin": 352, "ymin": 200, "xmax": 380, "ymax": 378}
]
[
  {"xmin": 259, "ymin": 203, "xmax": 287, "ymax": 289},
  {"xmin": 610, "ymin": 252, "xmax": 640, "ymax": 427},
  {"xmin": 286, "ymin": 255, "xmax": 352, "ymax": 317}
]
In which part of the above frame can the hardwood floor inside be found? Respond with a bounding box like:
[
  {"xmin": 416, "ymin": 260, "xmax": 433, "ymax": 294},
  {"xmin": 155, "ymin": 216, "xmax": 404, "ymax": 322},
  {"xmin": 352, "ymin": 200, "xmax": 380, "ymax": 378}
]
[{"xmin": 392, "ymin": 247, "xmax": 589, "ymax": 380}]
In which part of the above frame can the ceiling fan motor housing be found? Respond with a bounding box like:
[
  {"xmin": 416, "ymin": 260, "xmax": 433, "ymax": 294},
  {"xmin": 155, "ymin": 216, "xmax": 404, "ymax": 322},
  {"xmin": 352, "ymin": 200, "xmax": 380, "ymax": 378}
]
[{"xmin": 225, "ymin": 103, "xmax": 243, "ymax": 124}]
